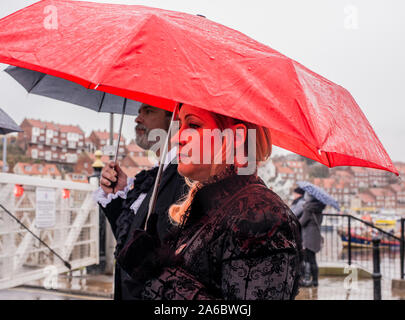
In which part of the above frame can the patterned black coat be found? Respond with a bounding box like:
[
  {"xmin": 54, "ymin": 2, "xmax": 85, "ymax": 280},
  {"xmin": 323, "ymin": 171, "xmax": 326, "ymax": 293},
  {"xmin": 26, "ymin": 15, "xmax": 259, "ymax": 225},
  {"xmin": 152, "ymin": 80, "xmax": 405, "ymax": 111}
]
[
  {"xmin": 118, "ymin": 173, "xmax": 303, "ymax": 300},
  {"xmin": 100, "ymin": 163, "xmax": 188, "ymax": 300}
]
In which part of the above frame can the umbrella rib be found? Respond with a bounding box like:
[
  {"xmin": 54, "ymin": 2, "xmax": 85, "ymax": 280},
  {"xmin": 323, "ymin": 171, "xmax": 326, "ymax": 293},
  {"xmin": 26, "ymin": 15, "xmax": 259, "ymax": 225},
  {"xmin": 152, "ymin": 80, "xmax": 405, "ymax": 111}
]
[
  {"xmin": 325, "ymin": 151, "xmax": 332, "ymax": 167},
  {"xmin": 28, "ymin": 72, "xmax": 47, "ymax": 93},
  {"xmin": 97, "ymin": 92, "xmax": 106, "ymax": 112}
]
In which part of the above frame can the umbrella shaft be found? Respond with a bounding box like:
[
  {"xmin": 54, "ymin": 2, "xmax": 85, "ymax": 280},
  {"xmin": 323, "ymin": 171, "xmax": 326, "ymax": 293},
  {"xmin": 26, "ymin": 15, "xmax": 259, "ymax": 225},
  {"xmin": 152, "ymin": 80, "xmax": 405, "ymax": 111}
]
[{"xmin": 114, "ymin": 99, "xmax": 127, "ymax": 164}]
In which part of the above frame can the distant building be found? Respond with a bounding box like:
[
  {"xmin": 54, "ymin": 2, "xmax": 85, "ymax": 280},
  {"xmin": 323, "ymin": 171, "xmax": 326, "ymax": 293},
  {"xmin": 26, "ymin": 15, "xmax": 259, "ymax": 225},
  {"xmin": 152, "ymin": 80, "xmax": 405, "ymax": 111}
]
[
  {"xmin": 121, "ymin": 153, "xmax": 155, "ymax": 171},
  {"xmin": 126, "ymin": 142, "xmax": 146, "ymax": 157},
  {"xmin": 13, "ymin": 162, "xmax": 62, "ymax": 179},
  {"xmin": 88, "ymin": 130, "xmax": 126, "ymax": 159},
  {"xmin": 365, "ymin": 187, "xmax": 396, "ymax": 209},
  {"xmin": 352, "ymin": 192, "xmax": 377, "ymax": 209},
  {"xmin": 349, "ymin": 166, "xmax": 391, "ymax": 188},
  {"xmin": 84, "ymin": 137, "xmax": 96, "ymax": 154},
  {"xmin": 17, "ymin": 119, "xmax": 85, "ymax": 164},
  {"xmin": 388, "ymin": 183, "xmax": 405, "ymax": 209},
  {"xmin": 274, "ymin": 159, "xmax": 309, "ymax": 183},
  {"xmin": 74, "ymin": 151, "xmax": 110, "ymax": 176},
  {"xmin": 65, "ymin": 172, "xmax": 89, "ymax": 183}
]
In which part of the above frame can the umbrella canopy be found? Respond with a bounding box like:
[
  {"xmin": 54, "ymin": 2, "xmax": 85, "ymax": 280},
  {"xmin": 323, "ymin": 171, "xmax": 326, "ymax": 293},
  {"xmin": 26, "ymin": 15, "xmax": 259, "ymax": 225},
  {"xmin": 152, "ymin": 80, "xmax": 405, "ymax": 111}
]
[
  {"xmin": 297, "ymin": 181, "xmax": 340, "ymax": 211},
  {"xmin": 4, "ymin": 66, "xmax": 142, "ymax": 116},
  {"xmin": 0, "ymin": 107, "xmax": 22, "ymax": 134},
  {"xmin": 0, "ymin": 0, "xmax": 398, "ymax": 175}
]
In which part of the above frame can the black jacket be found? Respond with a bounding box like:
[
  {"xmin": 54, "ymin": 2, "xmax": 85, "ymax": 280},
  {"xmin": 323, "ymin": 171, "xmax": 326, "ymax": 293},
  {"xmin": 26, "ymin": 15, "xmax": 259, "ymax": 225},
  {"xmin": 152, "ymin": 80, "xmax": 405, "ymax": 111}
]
[
  {"xmin": 299, "ymin": 199, "xmax": 325, "ymax": 253},
  {"xmin": 100, "ymin": 163, "xmax": 187, "ymax": 300},
  {"xmin": 118, "ymin": 173, "xmax": 303, "ymax": 300}
]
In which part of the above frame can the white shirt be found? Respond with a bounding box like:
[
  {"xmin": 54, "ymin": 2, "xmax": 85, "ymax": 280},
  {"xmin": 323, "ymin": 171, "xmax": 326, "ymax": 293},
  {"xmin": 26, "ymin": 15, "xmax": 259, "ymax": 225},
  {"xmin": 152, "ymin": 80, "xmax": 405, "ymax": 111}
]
[{"xmin": 94, "ymin": 146, "xmax": 177, "ymax": 216}]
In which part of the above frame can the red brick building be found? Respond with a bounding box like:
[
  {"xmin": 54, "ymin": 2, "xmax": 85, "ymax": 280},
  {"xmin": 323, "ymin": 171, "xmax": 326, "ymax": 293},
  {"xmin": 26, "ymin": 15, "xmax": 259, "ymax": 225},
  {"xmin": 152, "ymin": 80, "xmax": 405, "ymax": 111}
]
[
  {"xmin": 13, "ymin": 162, "xmax": 62, "ymax": 179},
  {"xmin": 88, "ymin": 130, "xmax": 126, "ymax": 157},
  {"xmin": 126, "ymin": 142, "xmax": 146, "ymax": 157},
  {"xmin": 274, "ymin": 160, "xmax": 309, "ymax": 182},
  {"xmin": 17, "ymin": 119, "xmax": 86, "ymax": 164},
  {"xmin": 388, "ymin": 183, "xmax": 405, "ymax": 209},
  {"xmin": 349, "ymin": 166, "xmax": 391, "ymax": 188},
  {"xmin": 365, "ymin": 188, "xmax": 396, "ymax": 209}
]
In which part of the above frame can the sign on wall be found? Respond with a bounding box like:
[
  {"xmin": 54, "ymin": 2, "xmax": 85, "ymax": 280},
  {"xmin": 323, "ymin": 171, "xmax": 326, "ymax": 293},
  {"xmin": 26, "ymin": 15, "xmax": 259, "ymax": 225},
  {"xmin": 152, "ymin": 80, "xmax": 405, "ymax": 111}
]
[{"xmin": 35, "ymin": 187, "xmax": 56, "ymax": 229}]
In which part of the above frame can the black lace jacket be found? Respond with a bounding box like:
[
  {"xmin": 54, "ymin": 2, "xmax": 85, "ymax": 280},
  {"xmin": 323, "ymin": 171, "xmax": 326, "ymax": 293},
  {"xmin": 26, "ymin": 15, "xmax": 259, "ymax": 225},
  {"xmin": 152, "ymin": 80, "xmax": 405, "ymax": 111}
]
[{"xmin": 119, "ymin": 173, "xmax": 303, "ymax": 300}]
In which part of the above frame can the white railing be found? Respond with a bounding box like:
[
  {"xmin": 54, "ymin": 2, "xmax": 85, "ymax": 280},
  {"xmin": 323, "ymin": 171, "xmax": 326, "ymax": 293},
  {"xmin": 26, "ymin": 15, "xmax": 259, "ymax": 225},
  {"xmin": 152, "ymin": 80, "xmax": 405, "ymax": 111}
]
[{"xmin": 0, "ymin": 173, "xmax": 99, "ymax": 290}]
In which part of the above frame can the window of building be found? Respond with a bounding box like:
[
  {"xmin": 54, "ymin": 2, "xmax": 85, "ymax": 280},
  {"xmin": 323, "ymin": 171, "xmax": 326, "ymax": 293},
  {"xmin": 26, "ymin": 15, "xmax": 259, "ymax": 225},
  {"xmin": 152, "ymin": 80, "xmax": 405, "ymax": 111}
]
[
  {"xmin": 66, "ymin": 153, "xmax": 78, "ymax": 163},
  {"xmin": 46, "ymin": 129, "xmax": 53, "ymax": 138},
  {"xmin": 31, "ymin": 149, "xmax": 38, "ymax": 159},
  {"xmin": 67, "ymin": 132, "xmax": 79, "ymax": 141},
  {"xmin": 32, "ymin": 127, "xmax": 40, "ymax": 136}
]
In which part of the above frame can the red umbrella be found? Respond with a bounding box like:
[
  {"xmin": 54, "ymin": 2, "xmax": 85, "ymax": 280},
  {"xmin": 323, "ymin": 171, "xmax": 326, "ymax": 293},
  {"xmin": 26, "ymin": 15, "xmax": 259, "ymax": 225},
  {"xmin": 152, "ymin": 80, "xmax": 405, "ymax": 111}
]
[{"xmin": 0, "ymin": 0, "xmax": 398, "ymax": 175}]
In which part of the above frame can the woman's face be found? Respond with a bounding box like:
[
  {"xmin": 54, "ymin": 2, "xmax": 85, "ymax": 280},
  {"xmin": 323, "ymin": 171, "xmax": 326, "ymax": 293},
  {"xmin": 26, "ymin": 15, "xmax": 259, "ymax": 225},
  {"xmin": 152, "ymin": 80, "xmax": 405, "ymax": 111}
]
[{"xmin": 174, "ymin": 104, "xmax": 224, "ymax": 182}]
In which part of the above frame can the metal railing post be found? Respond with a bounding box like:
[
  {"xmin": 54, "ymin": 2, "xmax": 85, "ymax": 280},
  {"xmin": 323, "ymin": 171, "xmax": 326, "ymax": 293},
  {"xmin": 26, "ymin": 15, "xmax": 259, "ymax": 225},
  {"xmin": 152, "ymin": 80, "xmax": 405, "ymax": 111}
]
[
  {"xmin": 401, "ymin": 218, "xmax": 404, "ymax": 280},
  {"xmin": 348, "ymin": 215, "xmax": 352, "ymax": 266},
  {"xmin": 372, "ymin": 238, "xmax": 382, "ymax": 300}
]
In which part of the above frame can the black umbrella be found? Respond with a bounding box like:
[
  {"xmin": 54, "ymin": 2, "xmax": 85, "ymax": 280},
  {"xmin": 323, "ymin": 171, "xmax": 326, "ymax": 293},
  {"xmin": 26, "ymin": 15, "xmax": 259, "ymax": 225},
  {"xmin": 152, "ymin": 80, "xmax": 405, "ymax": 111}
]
[
  {"xmin": 5, "ymin": 65, "xmax": 142, "ymax": 162},
  {"xmin": 1, "ymin": 107, "xmax": 22, "ymax": 173},
  {"xmin": 0, "ymin": 107, "xmax": 22, "ymax": 134}
]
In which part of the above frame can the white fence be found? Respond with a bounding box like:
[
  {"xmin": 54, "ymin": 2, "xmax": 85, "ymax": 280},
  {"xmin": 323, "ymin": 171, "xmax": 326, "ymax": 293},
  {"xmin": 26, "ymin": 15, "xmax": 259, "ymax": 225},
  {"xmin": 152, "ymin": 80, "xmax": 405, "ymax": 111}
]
[{"xmin": 0, "ymin": 173, "xmax": 99, "ymax": 290}]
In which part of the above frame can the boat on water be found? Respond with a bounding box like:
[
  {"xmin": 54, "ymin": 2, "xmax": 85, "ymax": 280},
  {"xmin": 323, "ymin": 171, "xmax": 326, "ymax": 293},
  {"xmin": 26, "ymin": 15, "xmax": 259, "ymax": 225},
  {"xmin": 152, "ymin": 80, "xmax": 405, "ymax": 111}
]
[
  {"xmin": 337, "ymin": 215, "xmax": 401, "ymax": 248},
  {"xmin": 339, "ymin": 231, "xmax": 400, "ymax": 248}
]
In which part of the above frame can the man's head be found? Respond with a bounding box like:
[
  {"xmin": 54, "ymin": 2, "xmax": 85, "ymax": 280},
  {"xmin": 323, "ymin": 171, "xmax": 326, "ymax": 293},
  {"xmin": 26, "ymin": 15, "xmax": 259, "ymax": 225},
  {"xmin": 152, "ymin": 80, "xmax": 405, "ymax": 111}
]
[{"xmin": 135, "ymin": 103, "xmax": 172, "ymax": 150}]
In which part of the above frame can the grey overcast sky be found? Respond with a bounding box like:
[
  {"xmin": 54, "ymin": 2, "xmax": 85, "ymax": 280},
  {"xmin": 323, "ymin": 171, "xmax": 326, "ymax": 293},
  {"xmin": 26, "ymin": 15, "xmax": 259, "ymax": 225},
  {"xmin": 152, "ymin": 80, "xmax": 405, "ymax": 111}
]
[{"xmin": 0, "ymin": 0, "xmax": 404, "ymax": 161}]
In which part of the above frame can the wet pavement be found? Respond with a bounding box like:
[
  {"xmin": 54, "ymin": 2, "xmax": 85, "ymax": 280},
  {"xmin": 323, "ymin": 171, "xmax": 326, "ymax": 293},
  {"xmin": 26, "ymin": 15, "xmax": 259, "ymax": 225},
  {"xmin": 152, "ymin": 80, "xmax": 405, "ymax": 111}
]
[
  {"xmin": 0, "ymin": 272, "xmax": 404, "ymax": 300},
  {"xmin": 0, "ymin": 286, "xmax": 110, "ymax": 300},
  {"xmin": 296, "ymin": 276, "xmax": 405, "ymax": 300}
]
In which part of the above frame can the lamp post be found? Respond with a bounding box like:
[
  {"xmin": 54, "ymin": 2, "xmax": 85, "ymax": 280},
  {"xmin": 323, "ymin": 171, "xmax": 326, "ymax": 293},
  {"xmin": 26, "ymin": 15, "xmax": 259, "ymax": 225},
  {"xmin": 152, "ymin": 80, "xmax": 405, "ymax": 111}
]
[{"xmin": 87, "ymin": 150, "xmax": 106, "ymax": 274}]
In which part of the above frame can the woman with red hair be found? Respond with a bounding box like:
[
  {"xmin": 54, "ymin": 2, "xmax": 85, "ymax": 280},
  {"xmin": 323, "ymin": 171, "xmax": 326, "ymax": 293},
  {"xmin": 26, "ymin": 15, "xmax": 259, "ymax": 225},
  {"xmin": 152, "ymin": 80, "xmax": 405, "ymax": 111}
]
[{"xmin": 116, "ymin": 104, "xmax": 302, "ymax": 300}]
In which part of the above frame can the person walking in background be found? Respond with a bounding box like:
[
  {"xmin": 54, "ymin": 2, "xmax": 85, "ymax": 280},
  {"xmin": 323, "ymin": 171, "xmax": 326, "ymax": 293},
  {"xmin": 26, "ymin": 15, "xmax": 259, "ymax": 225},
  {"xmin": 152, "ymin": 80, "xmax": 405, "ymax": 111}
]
[
  {"xmin": 299, "ymin": 192, "xmax": 326, "ymax": 287},
  {"xmin": 290, "ymin": 187, "xmax": 305, "ymax": 218},
  {"xmin": 94, "ymin": 103, "xmax": 188, "ymax": 300}
]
